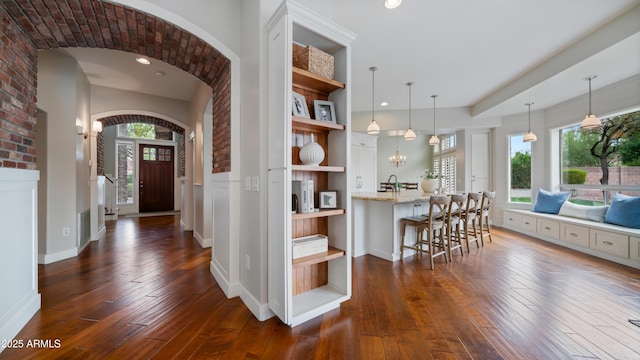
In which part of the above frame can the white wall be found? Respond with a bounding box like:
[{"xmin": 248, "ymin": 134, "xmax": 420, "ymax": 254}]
[
  {"xmin": 91, "ymin": 86, "xmax": 191, "ymax": 124},
  {"xmin": 37, "ymin": 50, "xmax": 90, "ymax": 263},
  {"xmin": 0, "ymin": 169, "xmax": 41, "ymax": 352}
]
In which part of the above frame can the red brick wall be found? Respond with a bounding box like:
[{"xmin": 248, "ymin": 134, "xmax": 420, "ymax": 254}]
[
  {"xmin": 212, "ymin": 61, "xmax": 231, "ymax": 173},
  {"xmin": 0, "ymin": 6, "xmax": 38, "ymax": 169},
  {"xmin": 0, "ymin": 0, "xmax": 232, "ymax": 173}
]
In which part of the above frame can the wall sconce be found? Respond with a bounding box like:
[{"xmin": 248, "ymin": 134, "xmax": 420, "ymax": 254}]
[
  {"xmin": 76, "ymin": 125, "xmax": 88, "ymax": 139},
  {"xmin": 92, "ymin": 120, "xmax": 103, "ymax": 133}
]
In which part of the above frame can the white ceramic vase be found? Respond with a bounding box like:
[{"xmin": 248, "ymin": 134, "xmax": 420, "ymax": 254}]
[
  {"xmin": 299, "ymin": 134, "xmax": 325, "ymax": 166},
  {"xmin": 421, "ymin": 179, "xmax": 438, "ymax": 193}
]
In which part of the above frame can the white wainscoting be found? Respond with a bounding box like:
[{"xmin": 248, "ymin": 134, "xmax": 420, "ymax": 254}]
[{"xmin": 0, "ymin": 168, "xmax": 41, "ymax": 352}]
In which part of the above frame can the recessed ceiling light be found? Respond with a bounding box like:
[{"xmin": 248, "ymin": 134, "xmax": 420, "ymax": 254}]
[
  {"xmin": 380, "ymin": 102, "xmax": 389, "ymax": 107},
  {"xmin": 136, "ymin": 57, "xmax": 151, "ymax": 65},
  {"xmin": 384, "ymin": 0, "xmax": 402, "ymax": 9}
]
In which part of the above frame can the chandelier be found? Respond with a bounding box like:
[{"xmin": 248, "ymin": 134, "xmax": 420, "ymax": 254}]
[{"xmin": 389, "ymin": 134, "xmax": 407, "ymax": 167}]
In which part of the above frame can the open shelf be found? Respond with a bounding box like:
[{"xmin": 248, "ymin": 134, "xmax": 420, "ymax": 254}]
[
  {"xmin": 292, "ymin": 208, "xmax": 345, "ymax": 221},
  {"xmin": 291, "ymin": 284, "xmax": 348, "ymax": 320},
  {"xmin": 291, "ymin": 164, "xmax": 344, "ymax": 172},
  {"xmin": 292, "ymin": 245, "xmax": 345, "ymax": 268},
  {"xmin": 292, "ymin": 67, "xmax": 345, "ymax": 95},
  {"xmin": 292, "ymin": 116, "xmax": 345, "ymax": 132}
]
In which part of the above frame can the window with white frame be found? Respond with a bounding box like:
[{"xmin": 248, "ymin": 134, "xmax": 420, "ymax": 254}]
[
  {"xmin": 509, "ymin": 134, "xmax": 532, "ymax": 203},
  {"xmin": 559, "ymin": 110, "xmax": 640, "ymax": 204},
  {"xmin": 433, "ymin": 134, "xmax": 456, "ymax": 194},
  {"xmin": 116, "ymin": 141, "xmax": 134, "ymax": 204}
]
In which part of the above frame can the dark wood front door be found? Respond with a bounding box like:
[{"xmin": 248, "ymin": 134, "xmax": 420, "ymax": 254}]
[{"xmin": 139, "ymin": 144, "xmax": 174, "ymax": 213}]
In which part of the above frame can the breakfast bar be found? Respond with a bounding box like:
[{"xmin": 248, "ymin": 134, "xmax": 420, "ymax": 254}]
[{"xmin": 352, "ymin": 191, "xmax": 432, "ymax": 261}]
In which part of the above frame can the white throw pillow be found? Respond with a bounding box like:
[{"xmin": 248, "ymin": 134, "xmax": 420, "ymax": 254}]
[{"xmin": 558, "ymin": 201, "xmax": 608, "ymax": 223}]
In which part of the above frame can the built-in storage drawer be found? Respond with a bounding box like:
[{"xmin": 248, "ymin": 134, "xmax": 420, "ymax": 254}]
[
  {"xmin": 537, "ymin": 219, "xmax": 559, "ymax": 240},
  {"xmin": 560, "ymin": 223, "xmax": 590, "ymax": 248},
  {"xmin": 503, "ymin": 212, "xmax": 519, "ymax": 228},
  {"xmin": 520, "ymin": 214, "xmax": 537, "ymax": 233},
  {"xmin": 630, "ymin": 237, "xmax": 640, "ymax": 262},
  {"xmin": 502, "ymin": 211, "xmax": 521, "ymax": 229},
  {"xmin": 590, "ymin": 230, "xmax": 629, "ymax": 258},
  {"xmin": 503, "ymin": 211, "xmax": 536, "ymax": 233}
]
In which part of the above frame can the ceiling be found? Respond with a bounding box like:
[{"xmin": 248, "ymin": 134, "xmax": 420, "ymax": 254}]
[{"xmin": 58, "ymin": 0, "xmax": 640, "ymax": 119}]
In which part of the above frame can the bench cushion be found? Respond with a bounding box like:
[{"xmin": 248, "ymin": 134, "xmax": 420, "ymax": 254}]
[
  {"xmin": 605, "ymin": 193, "xmax": 640, "ymax": 229},
  {"xmin": 558, "ymin": 201, "xmax": 608, "ymax": 223},
  {"xmin": 532, "ymin": 188, "xmax": 571, "ymax": 214}
]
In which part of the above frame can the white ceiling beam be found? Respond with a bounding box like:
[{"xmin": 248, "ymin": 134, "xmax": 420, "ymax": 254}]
[{"xmin": 471, "ymin": 3, "xmax": 640, "ymax": 117}]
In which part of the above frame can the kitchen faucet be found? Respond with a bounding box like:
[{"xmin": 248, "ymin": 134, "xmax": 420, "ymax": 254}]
[{"xmin": 387, "ymin": 174, "xmax": 398, "ymax": 192}]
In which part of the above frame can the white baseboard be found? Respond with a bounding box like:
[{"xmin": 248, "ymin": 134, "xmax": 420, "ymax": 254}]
[
  {"xmin": 0, "ymin": 291, "xmax": 40, "ymax": 354},
  {"xmin": 210, "ymin": 260, "xmax": 240, "ymax": 299},
  {"xmin": 239, "ymin": 286, "xmax": 275, "ymax": 322},
  {"xmin": 193, "ymin": 231, "xmax": 212, "ymax": 248},
  {"xmin": 38, "ymin": 247, "xmax": 78, "ymax": 264}
]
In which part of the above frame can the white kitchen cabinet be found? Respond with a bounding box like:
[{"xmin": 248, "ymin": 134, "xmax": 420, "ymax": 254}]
[
  {"xmin": 266, "ymin": 1, "xmax": 355, "ymax": 327},
  {"xmin": 351, "ymin": 133, "xmax": 377, "ymax": 192}
]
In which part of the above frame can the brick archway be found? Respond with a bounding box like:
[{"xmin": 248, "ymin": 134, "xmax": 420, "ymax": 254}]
[
  {"xmin": 95, "ymin": 114, "xmax": 187, "ymax": 177},
  {"xmin": 0, "ymin": 0, "xmax": 231, "ymax": 172}
]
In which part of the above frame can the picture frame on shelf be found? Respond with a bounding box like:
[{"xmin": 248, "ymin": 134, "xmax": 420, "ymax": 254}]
[
  {"xmin": 314, "ymin": 100, "xmax": 336, "ymax": 123},
  {"xmin": 292, "ymin": 91, "xmax": 310, "ymax": 118},
  {"xmin": 319, "ymin": 190, "xmax": 338, "ymax": 209}
]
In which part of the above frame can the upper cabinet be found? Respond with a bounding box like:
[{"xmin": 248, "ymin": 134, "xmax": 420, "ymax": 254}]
[{"xmin": 266, "ymin": 1, "xmax": 356, "ymax": 327}]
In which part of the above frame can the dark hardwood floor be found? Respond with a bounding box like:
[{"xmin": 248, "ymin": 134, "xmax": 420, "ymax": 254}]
[{"xmin": 2, "ymin": 215, "xmax": 640, "ymax": 359}]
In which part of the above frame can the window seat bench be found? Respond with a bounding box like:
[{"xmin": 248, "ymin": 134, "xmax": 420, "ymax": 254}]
[{"xmin": 502, "ymin": 209, "xmax": 640, "ymax": 269}]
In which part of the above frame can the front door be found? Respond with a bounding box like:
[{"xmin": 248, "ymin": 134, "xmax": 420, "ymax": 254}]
[{"xmin": 139, "ymin": 144, "xmax": 174, "ymax": 213}]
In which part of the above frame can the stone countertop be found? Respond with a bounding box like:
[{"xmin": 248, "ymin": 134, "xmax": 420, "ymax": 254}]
[{"xmin": 351, "ymin": 190, "xmax": 434, "ymax": 203}]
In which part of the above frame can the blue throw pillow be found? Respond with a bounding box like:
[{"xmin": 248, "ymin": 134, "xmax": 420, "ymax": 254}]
[
  {"xmin": 532, "ymin": 188, "xmax": 571, "ymax": 214},
  {"xmin": 605, "ymin": 193, "xmax": 640, "ymax": 229}
]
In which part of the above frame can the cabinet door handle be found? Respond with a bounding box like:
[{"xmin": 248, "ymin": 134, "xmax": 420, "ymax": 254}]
[
  {"xmin": 508, "ymin": 217, "xmax": 513, "ymax": 221},
  {"xmin": 545, "ymin": 226, "xmax": 551, "ymax": 230},
  {"xmin": 524, "ymin": 221, "xmax": 530, "ymax": 225},
  {"xmin": 570, "ymin": 233, "xmax": 578, "ymax": 237},
  {"xmin": 602, "ymin": 240, "xmax": 614, "ymax": 246}
]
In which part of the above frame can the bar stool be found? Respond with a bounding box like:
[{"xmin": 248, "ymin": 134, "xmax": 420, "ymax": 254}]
[
  {"xmin": 477, "ymin": 191, "xmax": 496, "ymax": 245},
  {"xmin": 445, "ymin": 194, "xmax": 466, "ymax": 259},
  {"xmin": 460, "ymin": 192, "xmax": 481, "ymax": 251},
  {"xmin": 400, "ymin": 195, "xmax": 450, "ymax": 269}
]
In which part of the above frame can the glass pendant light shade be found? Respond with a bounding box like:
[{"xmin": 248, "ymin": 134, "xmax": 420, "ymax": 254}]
[
  {"xmin": 523, "ymin": 102, "xmax": 537, "ymax": 143},
  {"xmin": 580, "ymin": 75, "xmax": 601, "ymax": 129},
  {"xmin": 404, "ymin": 82, "xmax": 415, "ymax": 141},
  {"xmin": 404, "ymin": 128, "xmax": 416, "ymax": 141},
  {"xmin": 523, "ymin": 131, "xmax": 537, "ymax": 142},
  {"xmin": 367, "ymin": 67, "xmax": 381, "ymax": 134},
  {"xmin": 581, "ymin": 114, "xmax": 601, "ymax": 129},
  {"xmin": 367, "ymin": 121, "xmax": 380, "ymax": 134},
  {"xmin": 429, "ymin": 95, "xmax": 440, "ymax": 146}
]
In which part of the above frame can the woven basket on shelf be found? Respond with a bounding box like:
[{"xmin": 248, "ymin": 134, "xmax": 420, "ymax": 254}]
[{"xmin": 293, "ymin": 44, "xmax": 334, "ymax": 80}]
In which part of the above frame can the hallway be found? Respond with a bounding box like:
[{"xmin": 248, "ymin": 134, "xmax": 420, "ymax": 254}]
[{"xmin": 2, "ymin": 216, "xmax": 640, "ymax": 359}]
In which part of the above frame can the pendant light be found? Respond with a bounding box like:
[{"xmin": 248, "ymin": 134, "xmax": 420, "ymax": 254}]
[
  {"xmin": 523, "ymin": 102, "xmax": 537, "ymax": 142},
  {"xmin": 404, "ymin": 82, "xmax": 416, "ymax": 141},
  {"xmin": 384, "ymin": 0, "xmax": 402, "ymax": 9},
  {"xmin": 580, "ymin": 75, "xmax": 601, "ymax": 129},
  {"xmin": 428, "ymin": 94, "xmax": 440, "ymax": 146},
  {"xmin": 366, "ymin": 66, "xmax": 381, "ymax": 134},
  {"xmin": 389, "ymin": 133, "xmax": 407, "ymax": 167}
]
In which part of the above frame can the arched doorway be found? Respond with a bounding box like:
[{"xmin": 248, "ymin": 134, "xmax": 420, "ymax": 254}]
[
  {"xmin": 0, "ymin": 0, "xmax": 231, "ymax": 171},
  {"xmin": 0, "ymin": 0, "xmax": 241, "ymax": 344}
]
